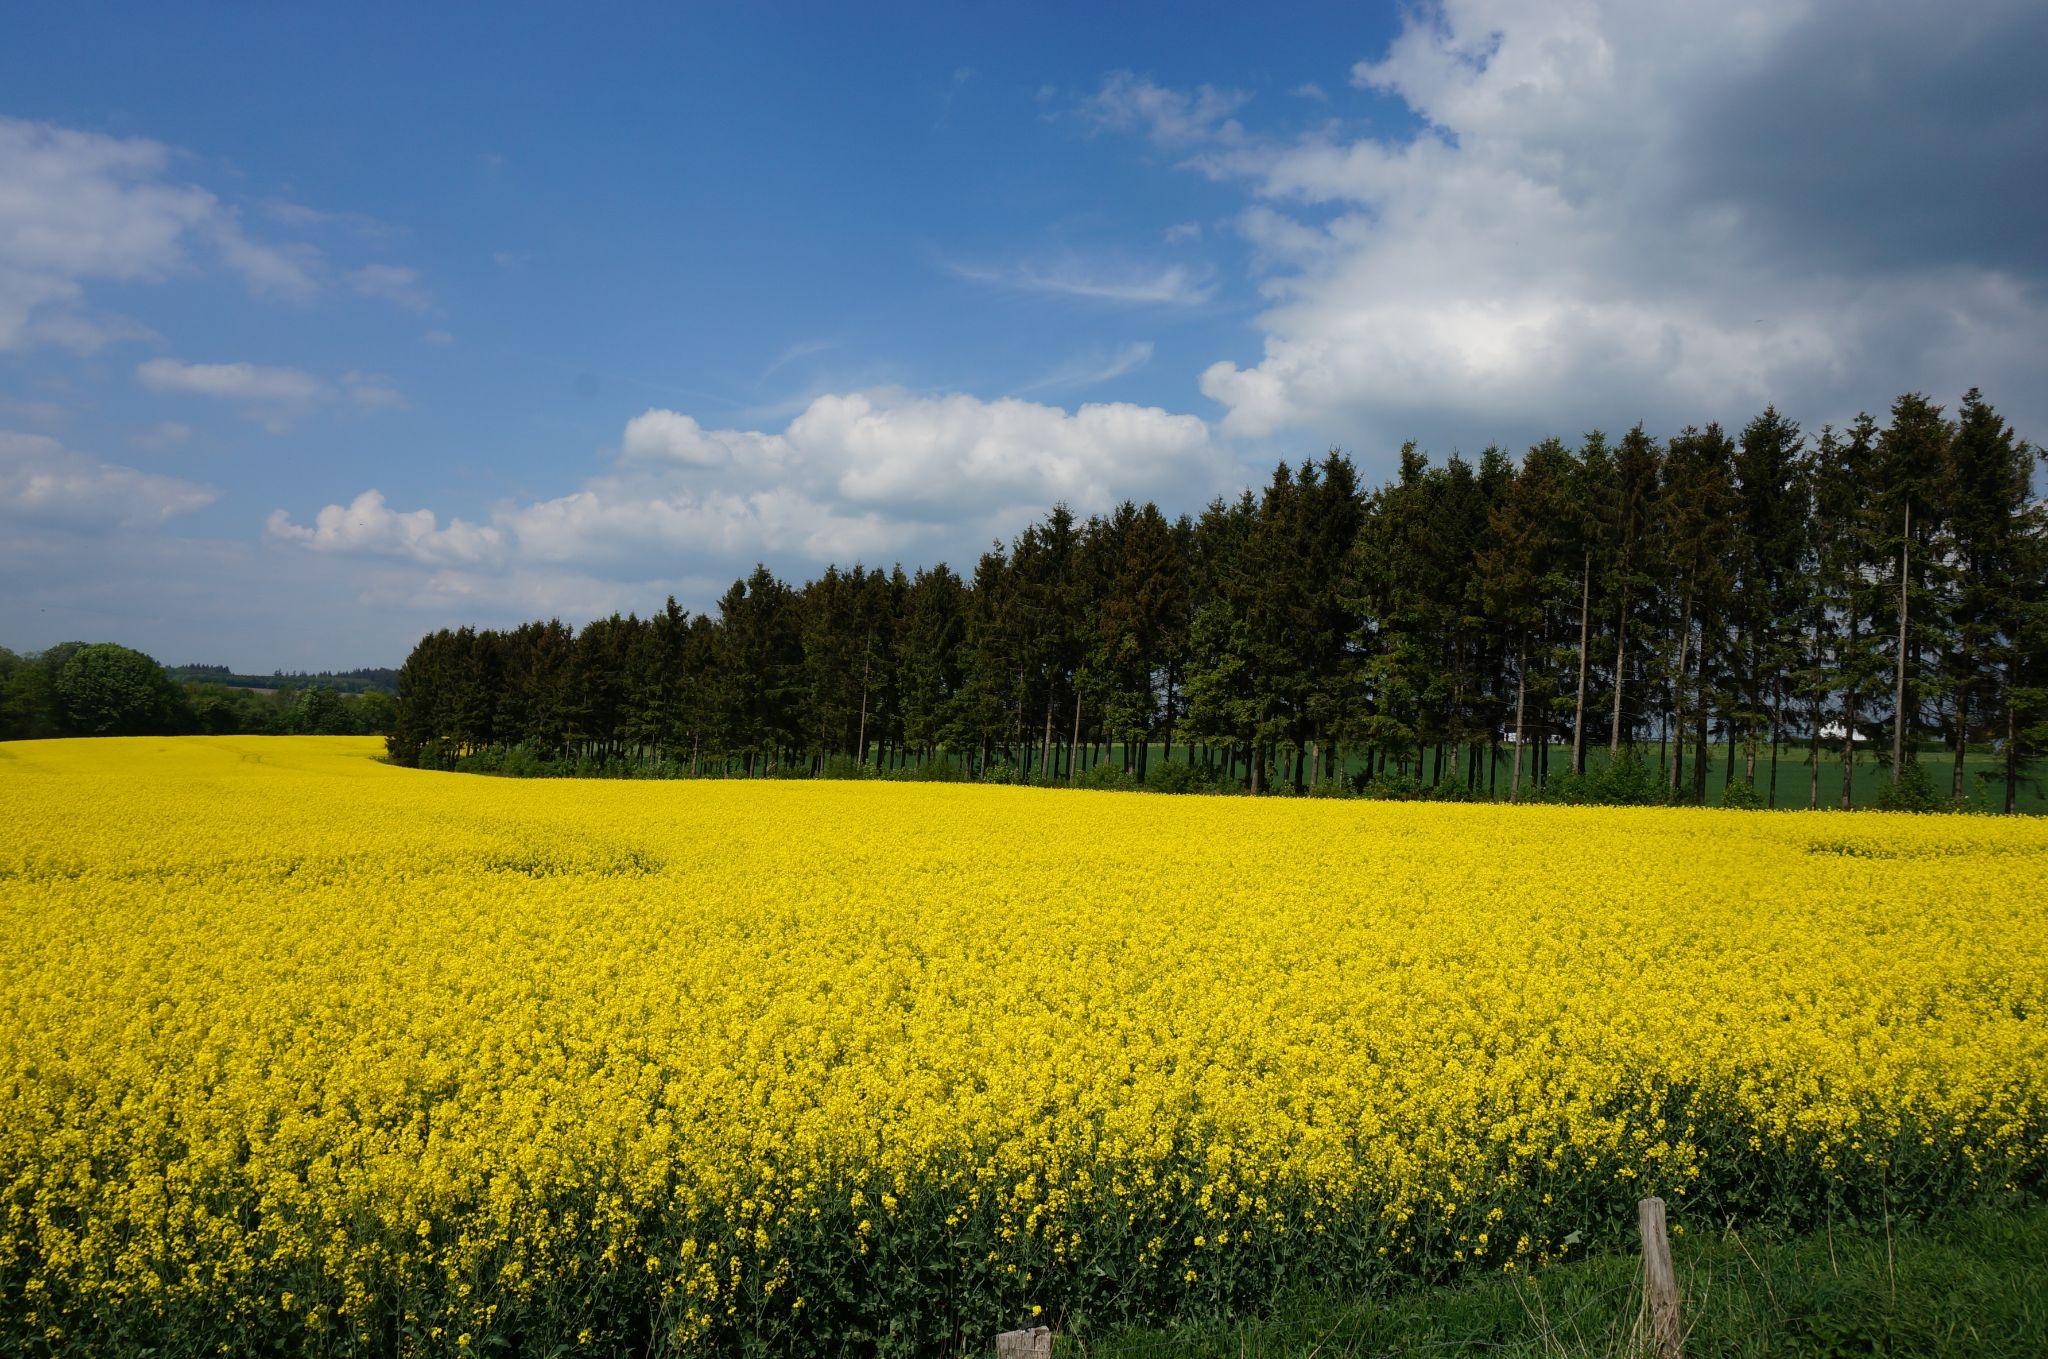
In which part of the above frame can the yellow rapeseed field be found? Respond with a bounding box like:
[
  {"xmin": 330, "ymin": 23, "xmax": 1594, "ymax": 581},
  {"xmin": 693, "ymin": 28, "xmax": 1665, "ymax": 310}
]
[{"xmin": 2, "ymin": 736, "xmax": 2045, "ymax": 1356}]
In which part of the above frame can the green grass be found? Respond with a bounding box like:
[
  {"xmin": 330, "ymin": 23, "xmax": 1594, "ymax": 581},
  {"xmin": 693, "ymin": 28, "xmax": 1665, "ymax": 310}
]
[{"xmin": 1055, "ymin": 1202, "xmax": 2048, "ymax": 1358}]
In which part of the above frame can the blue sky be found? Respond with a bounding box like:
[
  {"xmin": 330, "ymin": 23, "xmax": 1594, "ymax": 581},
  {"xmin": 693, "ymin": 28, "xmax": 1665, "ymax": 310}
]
[{"xmin": 4, "ymin": 1, "xmax": 2044, "ymax": 668}]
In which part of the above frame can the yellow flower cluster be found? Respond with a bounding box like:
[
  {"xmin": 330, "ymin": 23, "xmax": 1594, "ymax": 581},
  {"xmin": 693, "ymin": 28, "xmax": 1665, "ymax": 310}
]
[{"xmin": 2, "ymin": 736, "xmax": 2044, "ymax": 1356}]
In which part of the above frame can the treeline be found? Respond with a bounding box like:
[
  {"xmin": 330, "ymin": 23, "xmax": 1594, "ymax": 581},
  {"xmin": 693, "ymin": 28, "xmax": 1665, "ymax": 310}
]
[
  {"xmin": 1, "ymin": 643, "xmax": 395, "ymax": 740},
  {"xmin": 390, "ymin": 389, "xmax": 2048, "ymax": 811},
  {"xmin": 165, "ymin": 663, "xmax": 398, "ymax": 695}
]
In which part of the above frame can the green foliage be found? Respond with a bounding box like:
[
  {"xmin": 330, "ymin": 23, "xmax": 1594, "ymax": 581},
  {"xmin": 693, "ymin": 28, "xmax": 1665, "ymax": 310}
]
[
  {"xmin": 1720, "ymin": 777, "xmax": 1766, "ymax": 810},
  {"xmin": 1077, "ymin": 762, "xmax": 1139, "ymax": 792},
  {"xmin": 817, "ymin": 754, "xmax": 877, "ymax": 781},
  {"xmin": 1535, "ymin": 749, "xmax": 1679, "ymax": 807},
  {"xmin": 54, "ymin": 643, "xmax": 184, "ymax": 736},
  {"xmin": 1356, "ymin": 770, "xmax": 1431, "ymax": 801},
  {"xmin": 1874, "ymin": 759, "xmax": 1946, "ymax": 813},
  {"xmin": 1143, "ymin": 760, "xmax": 1243, "ymax": 795}
]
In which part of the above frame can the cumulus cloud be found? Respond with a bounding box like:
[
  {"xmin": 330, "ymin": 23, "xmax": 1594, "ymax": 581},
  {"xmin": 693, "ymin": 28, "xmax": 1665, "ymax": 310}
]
[
  {"xmin": 1089, "ymin": 1, "xmax": 2048, "ymax": 449},
  {"xmin": 265, "ymin": 489, "xmax": 502, "ymax": 566},
  {"xmin": 271, "ymin": 390, "xmax": 1222, "ymax": 591},
  {"xmin": 620, "ymin": 408, "xmax": 785, "ymax": 469},
  {"xmin": 0, "ymin": 429, "xmax": 216, "ymax": 528}
]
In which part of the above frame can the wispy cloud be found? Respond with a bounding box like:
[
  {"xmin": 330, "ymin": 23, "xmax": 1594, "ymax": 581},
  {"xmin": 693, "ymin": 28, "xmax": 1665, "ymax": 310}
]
[
  {"xmin": 347, "ymin": 263, "xmax": 433, "ymax": 313},
  {"xmin": 1077, "ymin": 71, "xmax": 1251, "ymax": 147},
  {"xmin": 137, "ymin": 357, "xmax": 325, "ymax": 404},
  {"xmin": 760, "ymin": 338, "xmax": 837, "ymax": 382},
  {"xmin": 262, "ymin": 199, "xmax": 402, "ymax": 242},
  {"xmin": 1017, "ymin": 341, "xmax": 1156, "ymax": 393},
  {"xmin": 135, "ymin": 357, "xmax": 404, "ymax": 430},
  {"xmin": 948, "ymin": 258, "xmax": 1215, "ymax": 306},
  {"xmin": 1, "ymin": 430, "xmax": 216, "ymax": 528},
  {"xmin": 131, "ymin": 420, "xmax": 193, "ymax": 451}
]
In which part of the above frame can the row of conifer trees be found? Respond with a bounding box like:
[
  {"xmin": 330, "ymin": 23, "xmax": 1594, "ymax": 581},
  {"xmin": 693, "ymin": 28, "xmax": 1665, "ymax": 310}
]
[{"xmin": 389, "ymin": 388, "xmax": 2047, "ymax": 809}]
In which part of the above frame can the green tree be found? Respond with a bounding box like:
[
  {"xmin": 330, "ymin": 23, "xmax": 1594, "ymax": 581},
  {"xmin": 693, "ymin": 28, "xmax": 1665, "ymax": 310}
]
[{"xmin": 54, "ymin": 643, "xmax": 185, "ymax": 735}]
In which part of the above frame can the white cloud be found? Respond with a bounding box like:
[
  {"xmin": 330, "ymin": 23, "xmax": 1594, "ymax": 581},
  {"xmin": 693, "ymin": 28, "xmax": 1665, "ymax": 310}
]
[
  {"xmin": 264, "ymin": 489, "xmax": 502, "ymax": 566},
  {"xmin": 211, "ymin": 222, "xmax": 321, "ymax": 301},
  {"xmin": 347, "ymin": 262, "xmax": 432, "ymax": 312},
  {"xmin": 0, "ymin": 118, "xmax": 214, "ymax": 350},
  {"xmin": 137, "ymin": 357, "xmax": 325, "ymax": 404},
  {"xmin": 421, "ymin": 328, "xmax": 456, "ymax": 345},
  {"xmin": 620, "ymin": 408, "xmax": 784, "ymax": 469},
  {"xmin": 271, "ymin": 390, "xmax": 1222, "ymax": 596},
  {"xmin": 0, "ymin": 115, "xmax": 427, "ymax": 350},
  {"xmin": 0, "ymin": 429, "xmax": 216, "ymax": 528},
  {"xmin": 1163, "ymin": 221, "xmax": 1203, "ymax": 244},
  {"xmin": 1091, "ymin": 2, "xmax": 2048, "ymax": 448}
]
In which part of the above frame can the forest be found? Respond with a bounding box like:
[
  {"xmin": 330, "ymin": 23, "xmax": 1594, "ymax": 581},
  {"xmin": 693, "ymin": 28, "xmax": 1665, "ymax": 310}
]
[
  {"xmin": 0, "ymin": 643, "xmax": 394, "ymax": 740},
  {"xmin": 388, "ymin": 389, "xmax": 2047, "ymax": 812}
]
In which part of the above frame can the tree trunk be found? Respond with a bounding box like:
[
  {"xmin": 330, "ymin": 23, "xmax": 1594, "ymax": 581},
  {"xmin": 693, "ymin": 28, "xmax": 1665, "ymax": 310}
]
[
  {"xmin": 1040, "ymin": 696, "xmax": 1055, "ymax": 778},
  {"xmin": 856, "ymin": 647, "xmax": 871, "ymax": 763},
  {"xmin": 1893, "ymin": 501, "xmax": 1911, "ymax": 784},
  {"xmin": 1841, "ymin": 605, "xmax": 1860, "ymax": 810},
  {"xmin": 1162, "ymin": 670, "xmax": 1176, "ymax": 764},
  {"xmin": 1609, "ymin": 589, "xmax": 1630, "ymax": 755},
  {"xmin": 1669, "ymin": 588, "xmax": 1695, "ymax": 793},
  {"xmin": 1840, "ymin": 686, "xmax": 1856, "ymax": 811},
  {"xmin": 1068, "ymin": 688, "xmax": 1082, "ymax": 785},
  {"xmin": 1510, "ymin": 648, "xmax": 1528, "ymax": 804},
  {"xmin": 1952, "ymin": 687, "xmax": 1967, "ymax": 805},
  {"xmin": 2005, "ymin": 661, "xmax": 2019, "ymax": 814},
  {"xmin": 1693, "ymin": 699, "xmax": 1709, "ymax": 806},
  {"xmin": 1768, "ymin": 681, "xmax": 1782, "ymax": 808},
  {"xmin": 1573, "ymin": 552, "xmax": 1592, "ymax": 774},
  {"xmin": 1807, "ymin": 683, "xmax": 1821, "ymax": 810}
]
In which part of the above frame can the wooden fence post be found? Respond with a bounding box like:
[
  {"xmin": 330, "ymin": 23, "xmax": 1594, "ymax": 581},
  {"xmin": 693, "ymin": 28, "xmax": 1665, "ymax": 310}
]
[
  {"xmin": 1638, "ymin": 1196, "xmax": 1683, "ymax": 1359},
  {"xmin": 995, "ymin": 1325, "xmax": 1052, "ymax": 1359}
]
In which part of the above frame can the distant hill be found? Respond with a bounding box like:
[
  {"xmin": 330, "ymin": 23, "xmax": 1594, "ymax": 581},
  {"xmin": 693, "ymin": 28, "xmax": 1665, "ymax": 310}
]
[{"xmin": 170, "ymin": 664, "xmax": 398, "ymax": 695}]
